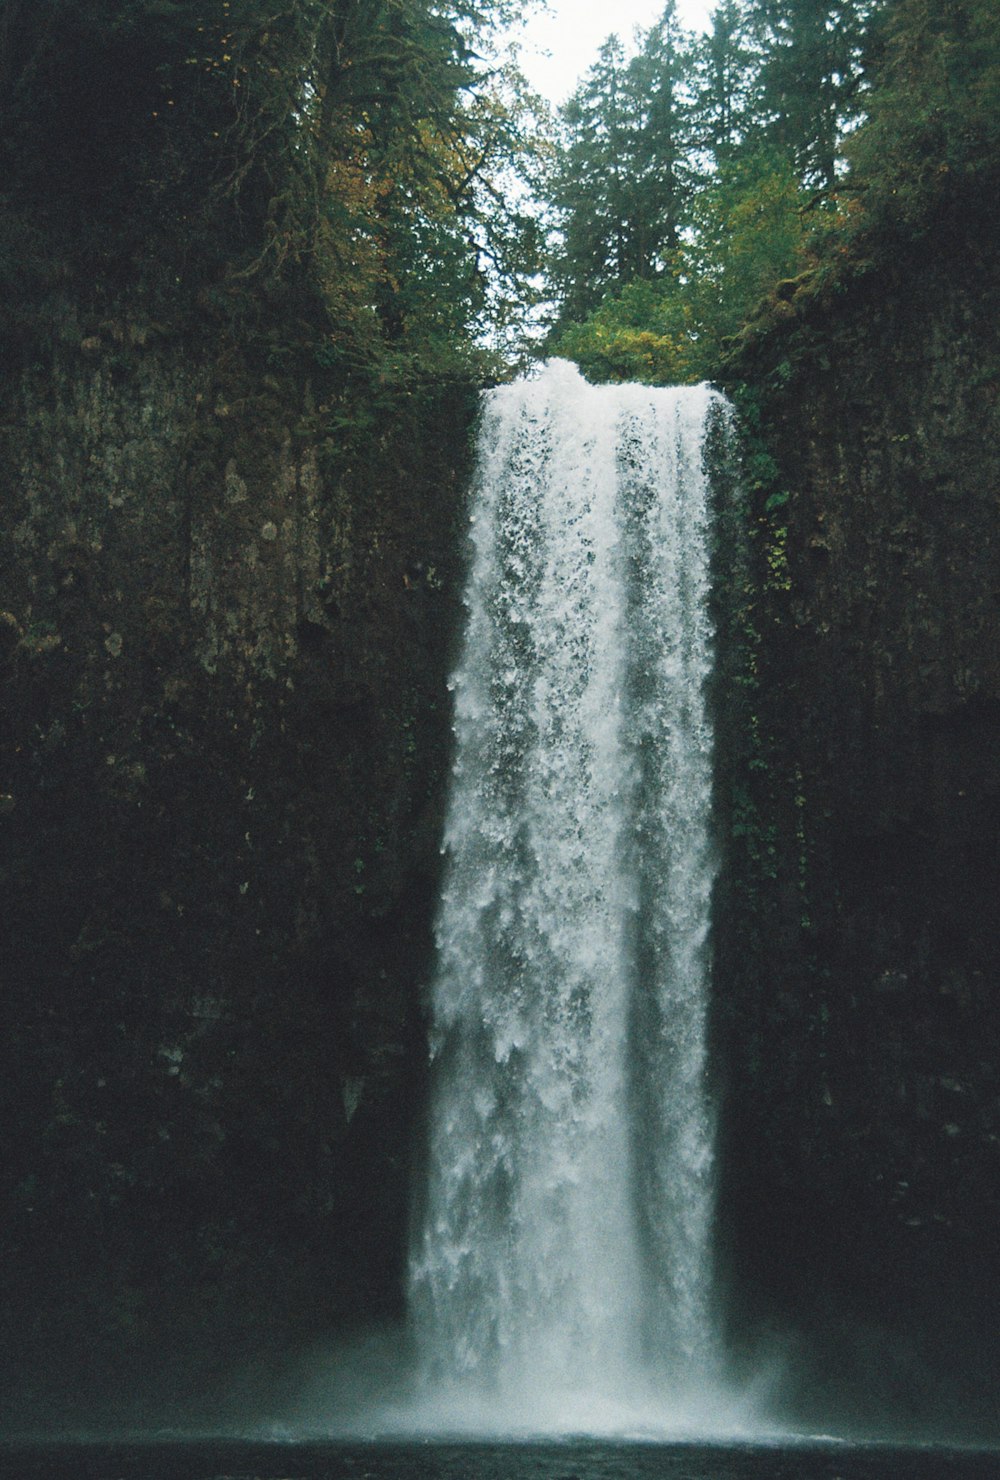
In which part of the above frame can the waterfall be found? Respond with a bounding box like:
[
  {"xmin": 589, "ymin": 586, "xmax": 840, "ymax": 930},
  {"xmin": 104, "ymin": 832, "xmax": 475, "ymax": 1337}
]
[{"xmin": 409, "ymin": 359, "xmax": 727, "ymax": 1431}]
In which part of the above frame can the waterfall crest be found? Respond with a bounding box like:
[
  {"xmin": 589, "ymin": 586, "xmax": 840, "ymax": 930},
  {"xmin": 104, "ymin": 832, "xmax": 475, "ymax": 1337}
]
[{"xmin": 410, "ymin": 360, "xmax": 728, "ymax": 1431}]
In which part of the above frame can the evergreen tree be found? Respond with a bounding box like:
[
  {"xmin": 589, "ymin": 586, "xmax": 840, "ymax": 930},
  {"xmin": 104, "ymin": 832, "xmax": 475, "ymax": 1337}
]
[
  {"xmin": 546, "ymin": 35, "xmax": 638, "ymax": 324},
  {"xmin": 545, "ymin": 4, "xmax": 695, "ymax": 331},
  {"xmin": 628, "ymin": 2, "xmax": 694, "ymax": 254},
  {"xmin": 749, "ymin": 0, "xmax": 873, "ymax": 187},
  {"xmin": 844, "ymin": 0, "xmax": 1000, "ymax": 222},
  {"xmin": 691, "ymin": 0, "xmax": 763, "ymax": 165},
  {"xmin": 0, "ymin": 1, "xmax": 541, "ymax": 375}
]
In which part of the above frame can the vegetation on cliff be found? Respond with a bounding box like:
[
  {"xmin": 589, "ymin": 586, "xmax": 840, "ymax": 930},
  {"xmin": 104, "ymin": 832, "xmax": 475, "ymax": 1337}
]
[
  {"xmin": 0, "ymin": 0, "xmax": 543, "ymax": 387},
  {"xmin": 539, "ymin": 0, "xmax": 1000, "ymax": 385}
]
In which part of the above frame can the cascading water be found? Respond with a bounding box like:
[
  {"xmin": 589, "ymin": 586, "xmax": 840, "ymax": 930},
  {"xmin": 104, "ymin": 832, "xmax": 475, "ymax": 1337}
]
[{"xmin": 409, "ymin": 359, "xmax": 730, "ymax": 1433}]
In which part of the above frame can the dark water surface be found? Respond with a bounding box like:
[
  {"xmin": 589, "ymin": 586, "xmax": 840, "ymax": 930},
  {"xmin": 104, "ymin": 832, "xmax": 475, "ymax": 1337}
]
[{"xmin": 1, "ymin": 1440, "xmax": 998, "ymax": 1480}]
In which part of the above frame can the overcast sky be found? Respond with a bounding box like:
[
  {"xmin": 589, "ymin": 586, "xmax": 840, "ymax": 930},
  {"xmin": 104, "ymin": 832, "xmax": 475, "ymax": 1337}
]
[{"xmin": 515, "ymin": 0, "xmax": 716, "ymax": 108}]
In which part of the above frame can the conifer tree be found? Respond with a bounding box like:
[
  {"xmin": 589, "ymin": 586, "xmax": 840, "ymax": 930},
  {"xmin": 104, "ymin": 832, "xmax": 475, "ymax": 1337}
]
[
  {"xmin": 546, "ymin": 4, "xmax": 695, "ymax": 331},
  {"xmin": 546, "ymin": 36, "xmax": 636, "ymax": 324},
  {"xmin": 628, "ymin": 2, "xmax": 694, "ymax": 254},
  {"xmin": 748, "ymin": 0, "xmax": 872, "ymax": 187},
  {"xmin": 691, "ymin": 0, "xmax": 763, "ymax": 164},
  {"xmin": 843, "ymin": 0, "xmax": 1000, "ymax": 230}
]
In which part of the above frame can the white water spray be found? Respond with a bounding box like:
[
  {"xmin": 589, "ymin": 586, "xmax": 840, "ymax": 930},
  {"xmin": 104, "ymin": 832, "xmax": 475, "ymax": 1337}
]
[{"xmin": 409, "ymin": 360, "xmax": 731, "ymax": 1433}]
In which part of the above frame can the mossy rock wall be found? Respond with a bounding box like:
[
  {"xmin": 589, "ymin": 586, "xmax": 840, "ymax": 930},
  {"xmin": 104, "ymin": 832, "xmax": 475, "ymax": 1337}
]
[
  {"xmin": 0, "ymin": 288, "xmax": 477, "ymax": 1423},
  {"xmin": 716, "ymin": 225, "xmax": 1000, "ymax": 1435}
]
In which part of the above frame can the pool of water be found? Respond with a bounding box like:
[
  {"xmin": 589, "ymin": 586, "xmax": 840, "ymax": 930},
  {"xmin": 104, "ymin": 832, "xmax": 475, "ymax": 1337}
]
[{"xmin": 1, "ymin": 1439, "xmax": 998, "ymax": 1480}]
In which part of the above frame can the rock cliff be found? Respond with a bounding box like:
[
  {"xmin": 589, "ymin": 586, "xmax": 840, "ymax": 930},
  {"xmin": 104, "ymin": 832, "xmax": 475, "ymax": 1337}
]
[
  {"xmin": 0, "ymin": 278, "xmax": 476, "ymax": 1423},
  {"xmin": 715, "ymin": 207, "xmax": 1000, "ymax": 1436}
]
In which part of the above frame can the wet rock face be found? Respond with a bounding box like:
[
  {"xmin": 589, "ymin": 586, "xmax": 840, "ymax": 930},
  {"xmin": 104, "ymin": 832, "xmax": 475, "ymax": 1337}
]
[
  {"xmin": 716, "ymin": 243, "xmax": 1000, "ymax": 1430},
  {"xmin": 0, "ymin": 295, "xmax": 476, "ymax": 1413}
]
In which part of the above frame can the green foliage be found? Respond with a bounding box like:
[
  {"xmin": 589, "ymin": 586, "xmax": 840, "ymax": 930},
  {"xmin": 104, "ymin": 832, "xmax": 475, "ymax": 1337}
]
[
  {"xmin": 843, "ymin": 0, "xmax": 1000, "ymax": 230},
  {"xmin": 312, "ymin": 38, "xmax": 545, "ymax": 391},
  {"xmin": 0, "ymin": 0, "xmax": 551, "ymax": 450},
  {"xmin": 691, "ymin": 0, "xmax": 761, "ymax": 162},
  {"xmin": 548, "ymin": 147, "xmax": 810, "ymax": 384},
  {"xmin": 544, "ymin": 5, "xmax": 696, "ymax": 331},
  {"xmin": 550, "ymin": 278, "xmax": 693, "ymax": 384},
  {"xmin": 538, "ymin": 0, "xmax": 1000, "ymax": 382},
  {"xmin": 749, "ymin": 0, "xmax": 873, "ymax": 189},
  {"xmin": 681, "ymin": 148, "xmax": 811, "ymax": 363},
  {"xmin": 723, "ymin": 0, "xmax": 1000, "ymax": 325}
]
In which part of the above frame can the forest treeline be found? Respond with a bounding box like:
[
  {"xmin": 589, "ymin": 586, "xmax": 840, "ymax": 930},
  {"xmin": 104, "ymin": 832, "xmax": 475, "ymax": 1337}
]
[
  {"xmin": 0, "ymin": 0, "xmax": 539, "ymax": 391},
  {"xmin": 546, "ymin": 0, "xmax": 1000, "ymax": 382},
  {"xmin": 1, "ymin": 0, "xmax": 998, "ymax": 389}
]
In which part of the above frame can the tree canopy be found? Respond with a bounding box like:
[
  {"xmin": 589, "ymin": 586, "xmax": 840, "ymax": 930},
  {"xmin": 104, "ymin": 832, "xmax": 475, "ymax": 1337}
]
[
  {"xmin": 0, "ymin": 0, "xmax": 544, "ymax": 388},
  {"xmin": 2, "ymin": 0, "xmax": 998, "ymax": 388},
  {"xmin": 537, "ymin": 0, "xmax": 1000, "ymax": 384}
]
